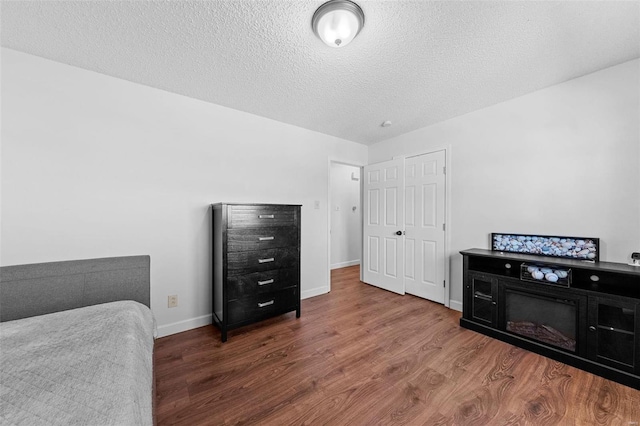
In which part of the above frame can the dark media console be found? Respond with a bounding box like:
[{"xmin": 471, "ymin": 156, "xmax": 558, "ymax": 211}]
[{"xmin": 460, "ymin": 248, "xmax": 640, "ymax": 390}]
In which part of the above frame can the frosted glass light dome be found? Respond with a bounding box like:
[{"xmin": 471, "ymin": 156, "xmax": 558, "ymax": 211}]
[{"xmin": 312, "ymin": 0, "xmax": 365, "ymax": 48}]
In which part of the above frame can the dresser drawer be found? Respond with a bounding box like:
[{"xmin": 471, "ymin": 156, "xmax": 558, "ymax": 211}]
[
  {"xmin": 228, "ymin": 205, "xmax": 298, "ymax": 228},
  {"xmin": 227, "ymin": 227, "xmax": 298, "ymax": 252},
  {"xmin": 227, "ymin": 247, "xmax": 298, "ymax": 275},
  {"xmin": 227, "ymin": 288, "xmax": 298, "ymax": 325},
  {"xmin": 227, "ymin": 268, "xmax": 299, "ymax": 300}
]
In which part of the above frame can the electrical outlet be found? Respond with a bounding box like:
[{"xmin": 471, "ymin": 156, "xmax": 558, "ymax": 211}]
[
  {"xmin": 168, "ymin": 295, "xmax": 178, "ymax": 308},
  {"xmin": 314, "ymin": 200, "xmax": 320, "ymax": 209}
]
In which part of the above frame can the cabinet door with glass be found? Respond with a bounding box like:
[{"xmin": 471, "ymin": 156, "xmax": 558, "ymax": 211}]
[
  {"xmin": 465, "ymin": 272, "xmax": 498, "ymax": 327},
  {"xmin": 587, "ymin": 296, "xmax": 639, "ymax": 373}
]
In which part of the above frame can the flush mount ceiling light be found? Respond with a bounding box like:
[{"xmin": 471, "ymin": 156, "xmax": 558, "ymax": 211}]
[{"xmin": 312, "ymin": 0, "xmax": 365, "ymax": 48}]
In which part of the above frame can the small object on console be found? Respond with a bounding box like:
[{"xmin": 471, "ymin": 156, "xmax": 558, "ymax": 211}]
[{"xmin": 631, "ymin": 252, "xmax": 640, "ymax": 267}]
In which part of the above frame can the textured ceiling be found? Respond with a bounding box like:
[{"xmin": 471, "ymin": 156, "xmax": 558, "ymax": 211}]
[{"xmin": 2, "ymin": 1, "xmax": 639, "ymax": 145}]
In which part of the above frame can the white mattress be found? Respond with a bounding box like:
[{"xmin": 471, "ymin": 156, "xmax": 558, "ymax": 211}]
[{"xmin": 0, "ymin": 301, "xmax": 154, "ymax": 426}]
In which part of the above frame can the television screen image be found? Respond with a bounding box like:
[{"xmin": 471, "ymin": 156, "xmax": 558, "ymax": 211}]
[{"xmin": 491, "ymin": 233, "xmax": 599, "ymax": 261}]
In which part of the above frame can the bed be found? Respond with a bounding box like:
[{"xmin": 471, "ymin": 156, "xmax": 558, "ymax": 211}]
[{"xmin": 0, "ymin": 255, "xmax": 154, "ymax": 426}]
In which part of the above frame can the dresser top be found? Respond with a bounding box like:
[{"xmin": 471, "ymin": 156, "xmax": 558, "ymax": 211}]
[{"xmin": 211, "ymin": 203, "xmax": 302, "ymax": 207}]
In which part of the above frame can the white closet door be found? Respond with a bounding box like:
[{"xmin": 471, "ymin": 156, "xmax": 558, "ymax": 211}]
[
  {"xmin": 404, "ymin": 150, "xmax": 446, "ymax": 303},
  {"xmin": 362, "ymin": 158, "xmax": 405, "ymax": 295}
]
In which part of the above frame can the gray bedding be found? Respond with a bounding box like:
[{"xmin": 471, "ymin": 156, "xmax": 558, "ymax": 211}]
[{"xmin": 0, "ymin": 301, "xmax": 154, "ymax": 426}]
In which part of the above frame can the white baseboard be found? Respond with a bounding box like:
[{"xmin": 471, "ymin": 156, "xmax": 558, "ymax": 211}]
[
  {"xmin": 302, "ymin": 286, "xmax": 329, "ymax": 299},
  {"xmin": 156, "ymin": 295, "xmax": 462, "ymax": 338},
  {"xmin": 449, "ymin": 299, "xmax": 463, "ymax": 312},
  {"xmin": 330, "ymin": 260, "xmax": 360, "ymax": 270},
  {"xmin": 156, "ymin": 313, "xmax": 212, "ymax": 338},
  {"xmin": 157, "ymin": 288, "xmax": 330, "ymax": 338}
]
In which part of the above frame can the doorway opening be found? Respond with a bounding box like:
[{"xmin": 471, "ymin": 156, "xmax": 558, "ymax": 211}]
[{"xmin": 328, "ymin": 160, "xmax": 363, "ymax": 292}]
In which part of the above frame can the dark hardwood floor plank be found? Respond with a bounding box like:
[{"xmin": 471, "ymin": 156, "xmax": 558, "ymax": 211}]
[{"xmin": 154, "ymin": 265, "xmax": 640, "ymax": 425}]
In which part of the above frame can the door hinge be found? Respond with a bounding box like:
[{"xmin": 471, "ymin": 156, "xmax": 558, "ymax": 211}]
[
  {"xmin": 443, "ymin": 166, "xmax": 446, "ymax": 175},
  {"xmin": 442, "ymin": 223, "xmax": 446, "ymax": 231},
  {"xmin": 443, "ymin": 280, "xmax": 446, "ymax": 288}
]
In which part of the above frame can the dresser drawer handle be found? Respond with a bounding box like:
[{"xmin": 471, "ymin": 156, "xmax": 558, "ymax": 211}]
[
  {"xmin": 258, "ymin": 300, "xmax": 275, "ymax": 308},
  {"xmin": 259, "ymin": 236, "xmax": 275, "ymax": 241},
  {"xmin": 258, "ymin": 279, "xmax": 274, "ymax": 286},
  {"xmin": 259, "ymin": 214, "xmax": 275, "ymax": 219},
  {"xmin": 258, "ymin": 257, "xmax": 275, "ymax": 264}
]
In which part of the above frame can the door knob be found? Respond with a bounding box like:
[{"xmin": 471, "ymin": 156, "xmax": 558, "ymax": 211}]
[{"xmin": 395, "ymin": 230, "xmax": 403, "ymax": 236}]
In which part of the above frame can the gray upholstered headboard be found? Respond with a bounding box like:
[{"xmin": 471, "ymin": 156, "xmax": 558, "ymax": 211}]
[{"xmin": 0, "ymin": 255, "xmax": 150, "ymax": 322}]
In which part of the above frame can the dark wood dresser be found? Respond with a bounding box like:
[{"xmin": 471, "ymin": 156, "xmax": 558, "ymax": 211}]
[{"xmin": 211, "ymin": 203, "xmax": 301, "ymax": 342}]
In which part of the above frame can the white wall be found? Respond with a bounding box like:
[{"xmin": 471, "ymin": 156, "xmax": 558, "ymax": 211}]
[
  {"xmin": 1, "ymin": 48, "xmax": 368, "ymax": 336},
  {"xmin": 3, "ymin": 49, "xmax": 637, "ymax": 332},
  {"xmin": 330, "ymin": 163, "xmax": 361, "ymax": 269},
  {"xmin": 369, "ymin": 59, "xmax": 640, "ymax": 309}
]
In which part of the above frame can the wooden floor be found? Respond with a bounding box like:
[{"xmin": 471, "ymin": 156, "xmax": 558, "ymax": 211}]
[{"xmin": 155, "ymin": 266, "xmax": 640, "ymax": 425}]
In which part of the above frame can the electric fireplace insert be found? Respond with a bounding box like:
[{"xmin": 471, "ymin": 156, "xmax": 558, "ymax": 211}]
[{"xmin": 504, "ymin": 287, "xmax": 579, "ymax": 352}]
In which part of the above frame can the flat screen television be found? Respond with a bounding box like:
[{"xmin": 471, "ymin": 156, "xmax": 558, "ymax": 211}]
[{"xmin": 491, "ymin": 233, "xmax": 599, "ymax": 262}]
